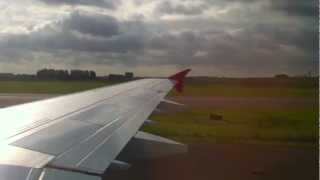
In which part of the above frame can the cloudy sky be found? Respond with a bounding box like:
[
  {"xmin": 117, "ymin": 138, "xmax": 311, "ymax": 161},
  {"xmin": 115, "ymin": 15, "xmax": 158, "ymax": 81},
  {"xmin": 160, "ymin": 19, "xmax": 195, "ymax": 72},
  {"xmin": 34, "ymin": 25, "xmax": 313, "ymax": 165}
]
[{"xmin": 0, "ymin": 0, "xmax": 317, "ymax": 76}]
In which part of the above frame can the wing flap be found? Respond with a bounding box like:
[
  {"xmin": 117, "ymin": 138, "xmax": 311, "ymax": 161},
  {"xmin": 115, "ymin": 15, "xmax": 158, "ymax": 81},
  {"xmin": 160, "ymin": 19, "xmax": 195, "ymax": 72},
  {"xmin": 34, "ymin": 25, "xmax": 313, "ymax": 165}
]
[
  {"xmin": 39, "ymin": 168, "xmax": 100, "ymax": 180},
  {"xmin": 118, "ymin": 131, "xmax": 187, "ymax": 161},
  {"xmin": 11, "ymin": 120, "xmax": 101, "ymax": 156},
  {"xmin": 49, "ymin": 116, "xmax": 125, "ymax": 173},
  {"xmin": 0, "ymin": 165, "xmax": 101, "ymax": 180}
]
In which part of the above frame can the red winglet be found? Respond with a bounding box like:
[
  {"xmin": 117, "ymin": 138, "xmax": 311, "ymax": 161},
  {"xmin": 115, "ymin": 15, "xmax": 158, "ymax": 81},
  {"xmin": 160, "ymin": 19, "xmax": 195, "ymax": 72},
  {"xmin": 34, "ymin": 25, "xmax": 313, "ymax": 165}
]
[{"xmin": 169, "ymin": 69, "xmax": 191, "ymax": 93}]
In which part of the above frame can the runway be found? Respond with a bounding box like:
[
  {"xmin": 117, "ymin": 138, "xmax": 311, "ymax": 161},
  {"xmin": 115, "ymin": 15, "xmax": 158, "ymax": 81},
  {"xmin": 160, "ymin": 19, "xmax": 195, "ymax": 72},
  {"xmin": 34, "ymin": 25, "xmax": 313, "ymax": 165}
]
[{"xmin": 105, "ymin": 143, "xmax": 317, "ymax": 180}]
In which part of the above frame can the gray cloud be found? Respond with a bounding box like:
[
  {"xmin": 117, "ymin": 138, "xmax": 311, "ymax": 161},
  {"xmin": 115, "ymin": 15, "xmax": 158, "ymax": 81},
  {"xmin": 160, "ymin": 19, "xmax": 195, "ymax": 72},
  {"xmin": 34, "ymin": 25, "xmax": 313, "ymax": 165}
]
[
  {"xmin": 205, "ymin": 0, "xmax": 317, "ymax": 17},
  {"xmin": 61, "ymin": 11, "xmax": 120, "ymax": 37},
  {"xmin": 0, "ymin": 11, "xmax": 146, "ymax": 59},
  {"xmin": 156, "ymin": 1, "xmax": 207, "ymax": 15},
  {"xmin": 0, "ymin": 0, "xmax": 317, "ymax": 76},
  {"xmin": 38, "ymin": 0, "xmax": 119, "ymax": 8},
  {"xmin": 270, "ymin": 0, "xmax": 317, "ymax": 17}
]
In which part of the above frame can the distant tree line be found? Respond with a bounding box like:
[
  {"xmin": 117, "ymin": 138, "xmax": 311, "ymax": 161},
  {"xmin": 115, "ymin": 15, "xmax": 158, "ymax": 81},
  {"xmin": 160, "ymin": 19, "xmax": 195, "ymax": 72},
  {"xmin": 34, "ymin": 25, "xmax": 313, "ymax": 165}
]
[
  {"xmin": 0, "ymin": 73, "xmax": 37, "ymax": 81},
  {"xmin": 0, "ymin": 69, "xmax": 136, "ymax": 82},
  {"xmin": 37, "ymin": 69, "xmax": 96, "ymax": 80}
]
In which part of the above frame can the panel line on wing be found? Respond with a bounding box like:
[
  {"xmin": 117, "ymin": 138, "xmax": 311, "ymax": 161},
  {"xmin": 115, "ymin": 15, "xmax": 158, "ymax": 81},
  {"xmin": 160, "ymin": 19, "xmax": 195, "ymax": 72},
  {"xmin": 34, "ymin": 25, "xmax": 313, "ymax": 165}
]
[
  {"xmin": 74, "ymin": 104, "xmax": 151, "ymax": 167},
  {"xmin": 75, "ymin": 88, "xmax": 164, "ymax": 169},
  {"xmin": 54, "ymin": 116, "xmax": 122, "ymax": 160},
  {"xmin": 48, "ymin": 80, "xmax": 166, "ymax": 171}
]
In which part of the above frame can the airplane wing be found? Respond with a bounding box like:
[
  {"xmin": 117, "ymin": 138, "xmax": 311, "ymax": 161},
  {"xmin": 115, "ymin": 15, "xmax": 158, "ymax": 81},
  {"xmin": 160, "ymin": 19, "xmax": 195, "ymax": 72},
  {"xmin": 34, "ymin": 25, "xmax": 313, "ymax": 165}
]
[{"xmin": 0, "ymin": 69, "xmax": 191, "ymax": 180}]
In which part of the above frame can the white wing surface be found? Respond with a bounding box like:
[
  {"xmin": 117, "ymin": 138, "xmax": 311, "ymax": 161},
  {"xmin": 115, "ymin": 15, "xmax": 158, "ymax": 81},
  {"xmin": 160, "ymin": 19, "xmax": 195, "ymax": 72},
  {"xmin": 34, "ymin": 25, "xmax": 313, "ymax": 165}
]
[{"xmin": 0, "ymin": 69, "xmax": 191, "ymax": 180}]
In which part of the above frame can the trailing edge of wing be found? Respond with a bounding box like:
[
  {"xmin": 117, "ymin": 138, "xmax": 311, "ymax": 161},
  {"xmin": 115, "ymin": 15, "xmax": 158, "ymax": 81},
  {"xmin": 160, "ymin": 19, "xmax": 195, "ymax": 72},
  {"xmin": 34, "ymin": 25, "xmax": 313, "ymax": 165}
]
[
  {"xmin": 109, "ymin": 160, "xmax": 131, "ymax": 170},
  {"xmin": 39, "ymin": 168, "xmax": 100, "ymax": 180},
  {"xmin": 161, "ymin": 99, "xmax": 184, "ymax": 106},
  {"xmin": 117, "ymin": 131, "xmax": 187, "ymax": 161},
  {"xmin": 135, "ymin": 131, "xmax": 184, "ymax": 145}
]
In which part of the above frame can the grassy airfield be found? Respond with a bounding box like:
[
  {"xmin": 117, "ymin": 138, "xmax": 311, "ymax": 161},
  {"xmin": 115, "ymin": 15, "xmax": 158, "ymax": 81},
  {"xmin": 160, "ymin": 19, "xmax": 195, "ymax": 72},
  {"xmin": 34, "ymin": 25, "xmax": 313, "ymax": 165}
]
[
  {"xmin": 149, "ymin": 78, "xmax": 318, "ymax": 145},
  {"xmin": 146, "ymin": 106, "xmax": 316, "ymax": 145},
  {"xmin": 170, "ymin": 77, "xmax": 317, "ymax": 98},
  {"xmin": 0, "ymin": 78, "xmax": 317, "ymax": 145}
]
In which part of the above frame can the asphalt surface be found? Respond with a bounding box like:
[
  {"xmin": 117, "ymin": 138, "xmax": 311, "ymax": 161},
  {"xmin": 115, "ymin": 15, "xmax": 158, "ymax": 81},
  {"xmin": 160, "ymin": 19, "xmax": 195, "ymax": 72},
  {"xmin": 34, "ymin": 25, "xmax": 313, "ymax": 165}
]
[{"xmin": 105, "ymin": 143, "xmax": 317, "ymax": 180}]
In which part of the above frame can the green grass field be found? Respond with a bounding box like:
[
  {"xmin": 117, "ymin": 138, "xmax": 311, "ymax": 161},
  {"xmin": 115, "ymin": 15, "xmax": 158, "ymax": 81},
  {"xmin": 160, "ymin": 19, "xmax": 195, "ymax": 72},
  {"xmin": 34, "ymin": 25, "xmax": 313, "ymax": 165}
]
[
  {"xmin": 159, "ymin": 78, "xmax": 317, "ymax": 145},
  {"xmin": 144, "ymin": 107, "xmax": 317, "ymax": 145},
  {"xmin": 171, "ymin": 78, "xmax": 318, "ymax": 98},
  {"xmin": 171, "ymin": 84, "xmax": 317, "ymax": 98}
]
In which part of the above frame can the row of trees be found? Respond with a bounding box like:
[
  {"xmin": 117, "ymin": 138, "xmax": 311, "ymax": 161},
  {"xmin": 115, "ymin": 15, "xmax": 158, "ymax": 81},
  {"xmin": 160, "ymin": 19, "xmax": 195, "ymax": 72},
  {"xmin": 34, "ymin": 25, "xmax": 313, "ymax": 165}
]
[{"xmin": 37, "ymin": 69, "xmax": 96, "ymax": 80}]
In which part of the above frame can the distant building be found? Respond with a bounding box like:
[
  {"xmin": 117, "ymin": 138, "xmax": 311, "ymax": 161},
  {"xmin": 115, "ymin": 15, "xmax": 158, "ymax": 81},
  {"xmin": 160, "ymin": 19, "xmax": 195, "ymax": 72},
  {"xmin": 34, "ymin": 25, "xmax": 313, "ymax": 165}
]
[
  {"xmin": 108, "ymin": 72, "xmax": 134, "ymax": 82},
  {"xmin": 274, "ymin": 74, "xmax": 289, "ymax": 79},
  {"xmin": 15, "ymin": 74, "xmax": 37, "ymax": 80},
  {"xmin": 36, "ymin": 68, "xmax": 97, "ymax": 80},
  {"xmin": 108, "ymin": 74, "xmax": 125, "ymax": 81},
  {"xmin": 0, "ymin": 73, "xmax": 36, "ymax": 80},
  {"xmin": 0, "ymin": 73, "xmax": 15, "ymax": 80}
]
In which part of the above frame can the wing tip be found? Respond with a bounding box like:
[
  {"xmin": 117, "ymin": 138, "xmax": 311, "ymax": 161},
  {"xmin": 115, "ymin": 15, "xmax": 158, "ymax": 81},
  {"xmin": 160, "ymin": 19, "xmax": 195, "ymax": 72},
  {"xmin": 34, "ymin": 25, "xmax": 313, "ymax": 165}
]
[{"xmin": 168, "ymin": 69, "xmax": 191, "ymax": 93}]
